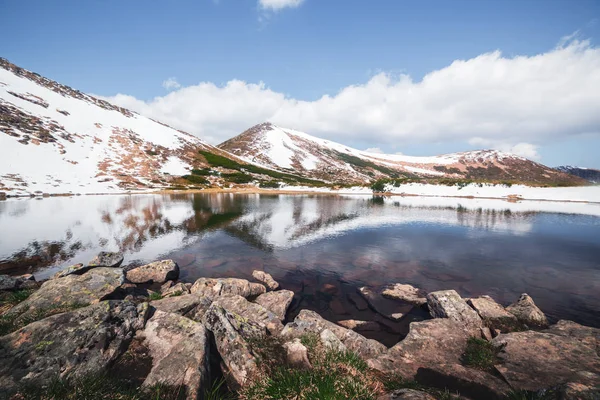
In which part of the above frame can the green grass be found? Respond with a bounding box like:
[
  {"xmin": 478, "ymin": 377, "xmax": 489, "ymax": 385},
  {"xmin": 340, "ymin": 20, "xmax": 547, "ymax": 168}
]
[
  {"xmin": 0, "ymin": 288, "xmax": 35, "ymax": 307},
  {"xmin": 191, "ymin": 168, "xmax": 212, "ymax": 176},
  {"xmin": 148, "ymin": 292, "xmax": 163, "ymax": 301},
  {"xmin": 258, "ymin": 181, "xmax": 281, "ymax": 189},
  {"xmin": 182, "ymin": 175, "xmax": 209, "ymax": 185},
  {"xmin": 461, "ymin": 337, "xmax": 499, "ymax": 371},
  {"xmin": 0, "ymin": 302, "xmax": 89, "ymax": 336}
]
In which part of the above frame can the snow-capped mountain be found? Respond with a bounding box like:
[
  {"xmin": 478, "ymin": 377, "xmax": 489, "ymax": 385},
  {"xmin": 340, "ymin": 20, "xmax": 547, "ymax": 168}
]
[
  {"xmin": 555, "ymin": 166, "xmax": 600, "ymax": 184},
  {"xmin": 219, "ymin": 123, "xmax": 583, "ymax": 185},
  {"xmin": 0, "ymin": 58, "xmax": 243, "ymax": 195}
]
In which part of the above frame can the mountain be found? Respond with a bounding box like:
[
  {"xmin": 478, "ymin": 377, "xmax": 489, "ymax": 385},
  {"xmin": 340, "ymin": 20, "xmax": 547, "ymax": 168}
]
[
  {"xmin": 219, "ymin": 123, "xmax": 585, "ymax": 186},
  {"xmin": 555, "ymin": 166, "xmax": 600, "ymax": 184},
  {"xmin": 0, "ymin": 58, "xmax": 262, "ymax": 195}
]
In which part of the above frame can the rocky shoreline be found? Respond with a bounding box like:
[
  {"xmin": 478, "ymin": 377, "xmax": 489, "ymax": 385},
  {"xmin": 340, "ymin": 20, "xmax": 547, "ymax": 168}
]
[{"xmin": 0, "ymin": 253, "xmax": 599, "ymax": 400}]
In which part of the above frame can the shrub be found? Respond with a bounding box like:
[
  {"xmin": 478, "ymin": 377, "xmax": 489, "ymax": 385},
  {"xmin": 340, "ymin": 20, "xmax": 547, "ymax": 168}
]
[
  {"xmin": 259, "ymin": 181, "xmax": 281, "ymax": 189},
  {"xmin": 191, "ymin": 168, "xmax": 212, "ymax": 176},
  {"xmin": 370, "ymin": 180, "xmax": 386, "ymax": 192},
  {"xmin": 222, "ymin": 172, "xmax": 253, "ymax": 184},
  {"xmin": 182, "ymin": 175, "xmax": 209, "ymax": 185}
]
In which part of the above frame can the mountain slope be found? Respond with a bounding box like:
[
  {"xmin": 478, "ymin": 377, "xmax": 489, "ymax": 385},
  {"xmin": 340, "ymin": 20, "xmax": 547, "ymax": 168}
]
[
  {"xmin": 0, "ymin": 58, "xmax": 251, "ymax": 195},
  {"xmin": 219, "ymin": 123, "xmax": 585, "ymax": 186},
  {"xmin": 555, "ymin": 166, "xmax": 600, "ymax": 184}
]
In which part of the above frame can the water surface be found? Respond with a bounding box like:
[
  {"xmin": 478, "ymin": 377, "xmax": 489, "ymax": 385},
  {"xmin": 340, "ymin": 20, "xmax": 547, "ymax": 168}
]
[{"xmin": 1, "ymin": 193, "xmax": 599, "ymax": 344}]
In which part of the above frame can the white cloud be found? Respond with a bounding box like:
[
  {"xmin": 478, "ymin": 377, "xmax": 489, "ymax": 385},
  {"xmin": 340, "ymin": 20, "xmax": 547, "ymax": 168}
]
[
  {"xmin": 105, "ymin": 38, "xmax": 600, "ymax": 159},
  {"xmin": 162, "ymin": 77, "xmax": 181, "ymax": 91},
  {"xmin": 258, "ymin": 0, "xmax": 304, "ymax": 11}
]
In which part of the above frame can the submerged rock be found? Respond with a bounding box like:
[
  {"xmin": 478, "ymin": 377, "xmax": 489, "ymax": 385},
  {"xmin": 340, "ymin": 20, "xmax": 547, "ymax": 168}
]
[
  {"xmin": 358, "ymin": 286, "xmax": 413, "ymax": 321},
  {"xmin": 190, "ymin": 277, "xmax": 266, "ymax": 299},
  {"xmin": 347, "ymin": 292, "xmax": 369, "ymax": 311},
  {"xmin": 254, "ymin": 290, "xmax": 294, "ymax": 321},
  {"xmin": 252, "ymin": 270, "xmax": 279, "ymax": 291},
  {"xmin": 426, "ymin": 290, "xmax": 482, "ymax": 329},
  {"xmin": 0, "ymin": 301, "xmax": 146, "ymax": 396},
  {"xmin": 126, "ymin": 260, "xmax": 179, "ymax": 284},
  {"xmin": 5, "ymin": 267, "xmax": 124, "ymax": 322},
  {"xmin": 141, "ymin": 310, "xmax": 209, "ymax": 399},
  {"xmin": 281, "ymin": 309, "xmax": 386, "ymax": 359},
  {"xmin": 88, "ymin": 251, "xmax": 124, "ymax": 268},
  {"xmin": 492, "ymin": 323, "xmax": 600, "ymax": 391},
  {"xmin": 467, "ymin": 296, "xmax": 519, "ymax": 332},
  {"xmin": 382, "ymin": 283, "xmax": 427, "ymax": 306},
  {"xmin": 337, "ymin": 319, "xmax": 381, "ymax": 332},
  {"xmin": 506, "ymin": 293, "xmax": 549, "ymax": 328}
]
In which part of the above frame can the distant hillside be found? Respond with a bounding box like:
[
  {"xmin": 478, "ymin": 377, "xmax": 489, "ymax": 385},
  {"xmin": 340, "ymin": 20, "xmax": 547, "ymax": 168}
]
[
  {"xmin": 556, "ymin": 166, "xmax": 600, "ymax": 184},
  {"xmin": 219, "ymin": 122, "xmax": 585, "ymax": 186}
]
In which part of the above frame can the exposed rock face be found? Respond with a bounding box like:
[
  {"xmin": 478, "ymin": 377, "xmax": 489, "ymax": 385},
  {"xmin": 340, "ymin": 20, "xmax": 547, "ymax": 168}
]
[
  {"xmin": 126, "ymin": 260, "xmax": 179, "ymax": 284},
  {"xmin": 252, "ymin": 270, "xmax": 279, "ymax": 291},
  {"xmin": 382, "ymin": 283, "xmax": 427, "ymax": 306},
  {"xmin": 283, "ymin": 339, "xmax": 312, "ymax": 369},
  {"xmin": 337, "ymin": 319, "xmax": 381, "ymax": 332},
  {"xmin": 467, "ymin": 295, "xmax": 519, "ymax": 331},
  {"xmin": 202, "ymin": 304, "xmax": 263, "ymax": 389},
  {"xmin": 377, "ymin": 389, "xmax": 437, "ymax": 400},
  {"xmin": 190, "ymin": 277, "xmax": 266, "ymax": 299},
  {"xmin": 0, "ymin": 301, "xmax": 146, "ymax": 396},
  {"xmin": 141, "ymin": 310, "xmax": 209, "ymax": 399},
  {"xmin": 0, "ymin": 273, "xmax": 36, "ymax": 291},
  {"xmin": 161, "ymin": 282, "xmax": 190, "ymax": 298},
  {"xmin": 320, "ymin": 329, "xmax": 347, "ymax": 352},
  {"xmin": 150, "ymin": 294, "xmax": 212, "ymax": 320},
  {"xmin": 492, "ymin": 324, "xmax": 600, "ymax": 391},
  {"xmin": 506, "ymin": 293, "xmax": 549, "ymax": 328},
  {"xmin": 6, "ymin": 268, "xmax": 124, "ymax": 321},
  {"xmin": 367, "ymin": 319, "xmax": 477, "ymax": 378},
  {"xmin": 254, "ymin": 290, "xmax": 294, "ymax": 321},
  {"xmin": 281, "ymin": 310, "xmax": 386, "ymax": 359},
  {"xmin": 358, "ymin": 286, "xmax": 413, "ymax": 321},
  {"xmin": 426, "ymin": 290, "xmax": 482, "ymax": 328},
  {"xmin": 212, "ymin": 295, "xmax": 283, "ymax": 335},
  {"xmin": 53, "ymin": 263, "xmax": 88, "ymax": 278},
  {"xmin": 88, "ymin": 251, "xmax": 124, "ymax": 268}
]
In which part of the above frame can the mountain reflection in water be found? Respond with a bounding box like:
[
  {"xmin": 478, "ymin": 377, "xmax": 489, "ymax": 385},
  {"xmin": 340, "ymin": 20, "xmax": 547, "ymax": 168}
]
[{"xmin": 1, "ymin": 193, "xmax": 599, "ymax": 344}]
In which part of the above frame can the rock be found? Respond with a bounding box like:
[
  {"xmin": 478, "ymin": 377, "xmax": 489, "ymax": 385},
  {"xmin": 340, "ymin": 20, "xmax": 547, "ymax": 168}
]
[
  {"xmin": 0, "ymin": 274, "xmax": 36, "ymax": 291},
  {"xmin": 160, "ymin": 281, "xmax": 174, "ymax": 292},
  {"xmin": 337, "ymin": 319, "xmax": 381, "ymax": 332},
  {"xmin": 492, "ymin": 327, "xmax": 600, "ymax": 391},
  {"xmin": 150, "ymin": 294, "xmax": 212, "ymax": 320},
  {"xmin": 202, "ymin": 304, "xmax": 263, "ymax": 389},
  {"xmin": 5, "ymin": 268, "xmax": 124, "ymax": 322},
  {"xmin": 329, "ymin": 298, "xmax": 349, "ymax": 315},
  {"xmin": 283, "ymin": 339, "xmax": 312, "ymax": 369},
  {"xmin": 377, "ymin": 388, "xmax": 437, "ymax": 400},
  {"xmin": 426, "ymin": 290, "xmax": 482, "ymax": 328},
  {"xmin": 382, "ymin": 283, "xmax": 427, "ymax": 306},
  {"xmin": 0, "ymin": 301, "xmax": 146, "ymax": 396},
  {"xmin": 281, "ymin": 310, "xmax": 386, "ymax": 359},
  {"xmin": 367, "ymin": 319, "xmax": 478, "ymax": 379},
  {"xmin": 126, "ymin": 260, "xmax": 179, "ymax": 284},
  {"xmin": 321, "ymin": 283, "xmax": 338, "ymax": 295},
  {"xmin": 480, "ymin": 327, "xmax": 493, "ymax": 341},
  {"xmin": 347, "ymin": 292, "xmax": 369, "ymax": 311},
  {"xmin": 468, "ymin": 295, "xmax": 519, "ymax": 331},
  {"xmin": 88, "ymin": 251, "xmax": 124, "ymax": 268},
  {"xmin": 53, "ymin": 263, "xmax": 89, "ymax": 278},
  {"xmin": 358, "ymin": 286, "xmax": 413, "ymax": 321},
  {"xmin": 141, "ymin": 310, "xmax": 209, "ymax": 399},
  {"xmin": 251, "ymin": 270, "xmax": 279, "ymax": 291},
  {"xmin": 546, "ymin": 320, "xmax": 600, "ymax": 351},
  {"xmin": 320, "ymin": 329, "xmax": 347, "ymax": 352},
  {"xmin": 161, "ymin": 282, "xmax": 190, "ymax": 298},
  {"xmin": 558, "ymin": 382, "xmax": 600, "ymax": 400},
  {"xmin": 254, "ymin": 290, "xmax": 294, "ymax": 321},
  {"xmin": 506, "ymin": 293, "xmax": 549, "ymax": 328},
  {"xmin": 212, "ymin": 295, "xmax": 283, "ymax": 335},
  {"xmin": 415, "ymin": 363, "xmax": 510, "ymax": 400},
  {"xmin": 190, "ymin": 277, "xmax": 266, "ymax": 299}
]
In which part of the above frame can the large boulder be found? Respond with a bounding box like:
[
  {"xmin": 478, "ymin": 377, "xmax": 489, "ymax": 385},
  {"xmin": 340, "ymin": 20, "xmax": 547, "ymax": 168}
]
[
  {"xmin": 0, "ymin": 301, "xmax": 146, "ymax": 397},
  {"xmin": 53, "ymin": 263, "xmax": 89, "ymax": 279},
  {"xmin": 254, "ymin": 290, "xmax": 294, "ymax": 321},
  {"xmin": 251, "ymin": 270, "xmax": 279, "ymax": 291},
  {"xmin": 5, "ymin": 268, "xmax": 124, "ymax": 323},
  {"xmin": 88, "ymin": 251, "xmax": 124, "ymax": 268},
  {"xmin": 358, "ymin": 286, "xmax": 413, "ymax": 321},
  {"xmin": 467, "ymin": 295, "xmax": 519, "ymax": 332},
  {"xmin": 190, "ymin": 277, "xmax": 265, "ymax": 299},
  {"xmin": 506, "ymin": 293, "xmax": 549, "ymax": 328},
  {"xmin": 126, "ymin": 260, "xmax": 179, "ymax": 284},
  {"xmin": 202, "ymin": 304, "xmax": 264, "ymax": 389},
  {"xmin": 281, "ymin": 310, "xmax": 386, "ymax": 359},
  {"xmin": 381, "ymin": 283, "xmax": 427, "ymax": 306},
  {"xmin": 492, "ymin": 324, "xmax": 600, "ymax": 391},
  {"xmin": 150, "ymin": 294, "xmax": 212, "ymax": 321},
  {"xmin": 212, "ymin": 295, "xmax": 283, "ymax": 335},
  {"xmin": 426, "ymin": 290, "xmax": 482, "ymax": 329},
  {"xmin": 141, "ymin": 310, "xmax": 209, "ymax": 399}
]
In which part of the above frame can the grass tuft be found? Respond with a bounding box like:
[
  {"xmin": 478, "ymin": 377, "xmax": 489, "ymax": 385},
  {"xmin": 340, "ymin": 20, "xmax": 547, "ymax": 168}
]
[
  {"xmin": 148, "ymin": 292, "xmax": 163, "ymax": 301},
  {"xmin": 461, "ymin": 337, "xmax": 499, "ymax": 371}
]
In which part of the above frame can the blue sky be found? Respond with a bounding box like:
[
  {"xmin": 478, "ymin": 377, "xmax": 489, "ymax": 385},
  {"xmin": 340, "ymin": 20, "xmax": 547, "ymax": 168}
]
[{"xmin": 2, "ymin": 0, "xmax": 600, "ymax": 167}]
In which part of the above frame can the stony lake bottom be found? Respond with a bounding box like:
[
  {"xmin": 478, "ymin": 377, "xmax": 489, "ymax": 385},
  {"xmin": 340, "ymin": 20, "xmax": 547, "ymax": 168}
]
[{"xmin": 1, "ymin": 192, "xmax": 599, "ymax": 346}]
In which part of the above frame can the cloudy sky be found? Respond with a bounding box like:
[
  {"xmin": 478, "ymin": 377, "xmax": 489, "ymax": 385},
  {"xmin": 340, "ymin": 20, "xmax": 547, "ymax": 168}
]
[{"xmin": 2, "ymin": 0, "xmax": 600, "ymax": 167}]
